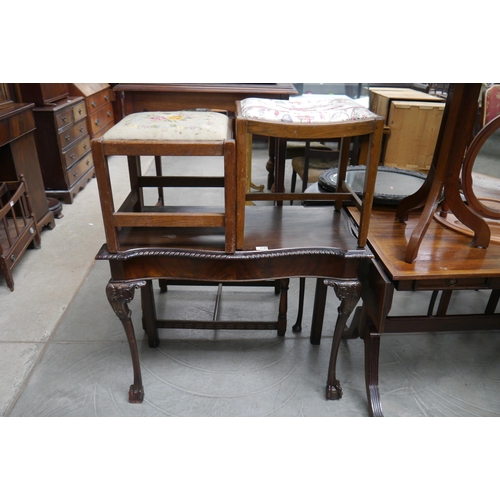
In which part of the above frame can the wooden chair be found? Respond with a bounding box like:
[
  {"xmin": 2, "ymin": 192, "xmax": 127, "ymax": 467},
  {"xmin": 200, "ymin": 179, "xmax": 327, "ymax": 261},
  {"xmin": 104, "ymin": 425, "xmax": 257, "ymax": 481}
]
[
  {"xmin": 92, "ymin": 110, "xmax": 237, "ymax": 254},
  {"xmin": 0, "ymin": 176, "xmax": 41, "ymax": 291},
  {"xmin": 290, "ymin": 141, "xmax": 339, "ymax": 196},
  {"xmin": 266, "ymin": 139, "xmax": 336, "ymax": 190}
]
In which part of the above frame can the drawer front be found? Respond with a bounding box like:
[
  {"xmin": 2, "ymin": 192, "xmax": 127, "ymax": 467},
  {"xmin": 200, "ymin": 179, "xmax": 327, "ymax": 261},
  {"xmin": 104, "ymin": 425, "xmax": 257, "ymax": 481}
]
[
  {"xmin": 397, "ymin": 277, "xmax": 491, "ymax": 291},
  {"xmin": 67, "ymin": 152, "xmax": 94, "ymax": 187},
  {"xmin": 58, "ymin": 120, "xmax": 88, "ymax": 150},
  {"xmin": 90, "ymin": 103, "xmax": 114, "ymax": 136},
  {"xmin": 72, "ymin": 101, "xmax": 86, "ymax": 122},
  {"xmin": 55, "ymin": 101, "xmax": 87, "ymax": 130},
  {"xmin": 62, "ymin": 135, "xmax": 91, "ymax": 168},
  {"xmin": 55, "ymin": 107, "xmax": 74, "ymax": 130},
  {"xmin": 93, "ymin": 120, "xmax": 114, "ymax": 138},
  {"xmin": 87, "ymin": 89, "xmax": 112, "ymax": 113}
]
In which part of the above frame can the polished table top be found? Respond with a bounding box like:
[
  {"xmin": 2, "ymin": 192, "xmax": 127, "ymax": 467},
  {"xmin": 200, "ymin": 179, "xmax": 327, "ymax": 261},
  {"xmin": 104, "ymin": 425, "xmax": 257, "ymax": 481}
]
[{"xmin": 349, "ymin": 206, "xmax": 500, "ymax": 282}]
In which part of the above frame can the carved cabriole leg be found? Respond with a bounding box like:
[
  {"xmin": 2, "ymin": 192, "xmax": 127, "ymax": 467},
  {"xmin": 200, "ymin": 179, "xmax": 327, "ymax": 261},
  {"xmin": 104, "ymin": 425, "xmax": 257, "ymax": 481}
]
[
  {"xmin": 106, "ymin": 280, "xmax": 147, "ymax": 403},
  {"xmin": 363, "ymin": 319, "xmax": 383, "ymax": 417},
  {"xmin": 324, "ymin": 278, "xmax": 362, "ymax": 401}
]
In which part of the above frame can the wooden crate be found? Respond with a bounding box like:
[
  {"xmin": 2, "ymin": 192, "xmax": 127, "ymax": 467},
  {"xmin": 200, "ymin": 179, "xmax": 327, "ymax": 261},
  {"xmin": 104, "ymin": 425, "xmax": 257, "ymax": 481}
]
[
  {"xmin": 384, "ymin": 100, "xmax": 445, "ymax": 172},
  {"xmin": 369, "ymin": 87, "xmax": 444, "ymax": 121}
]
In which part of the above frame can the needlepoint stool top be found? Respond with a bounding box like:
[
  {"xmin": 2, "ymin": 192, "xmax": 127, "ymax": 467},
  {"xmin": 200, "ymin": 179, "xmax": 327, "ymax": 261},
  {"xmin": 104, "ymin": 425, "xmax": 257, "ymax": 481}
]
[
  {"xmin": 240, "ymin": 97, "xmax": 378, "ymax": 124},
  {"xmin": 102, "ymin": 111, "xmax": 229, "ymax": 141}
]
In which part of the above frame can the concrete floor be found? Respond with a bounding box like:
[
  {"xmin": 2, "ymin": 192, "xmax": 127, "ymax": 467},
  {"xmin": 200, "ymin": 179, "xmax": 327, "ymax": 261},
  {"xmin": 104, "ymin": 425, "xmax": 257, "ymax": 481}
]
[{"xmin": 1, "ymin": 141, "xmax": 499, "ymax": 417}]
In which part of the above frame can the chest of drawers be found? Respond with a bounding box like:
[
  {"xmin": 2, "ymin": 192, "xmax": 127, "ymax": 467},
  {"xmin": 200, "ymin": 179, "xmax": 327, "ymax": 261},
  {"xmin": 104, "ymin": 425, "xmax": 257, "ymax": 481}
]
[
  {"xmin": 31, "ymin": 96, "xmax": 95, "ymax": 203},
  {"xmin": 68, "ymin": 84, "xmax": 115, "ymax": 139}
]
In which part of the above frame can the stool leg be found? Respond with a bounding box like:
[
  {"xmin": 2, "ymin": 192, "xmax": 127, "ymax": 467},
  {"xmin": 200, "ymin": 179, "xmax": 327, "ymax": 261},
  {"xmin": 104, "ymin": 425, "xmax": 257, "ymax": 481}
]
[
  {"xmin": 277, "ymin": 278, "xmax": 289, "ymax": 336},
  {"xmin": 154, "ymin": 156, "xmax": 164, "ymax": 206},
  {"xmin": 324, "ymin": 278, "xmax": 362, "ymax": 401},
  {"xmin": 106, "ymin": 279, "xmax": 147, "ymax": 403},
  {"xmin": 292, "ymin": 277, "xmax": 306, "ymax": 333},
  {"xmin": 275, "ymin": 138, "xmax": 287, "ymax": 205}
]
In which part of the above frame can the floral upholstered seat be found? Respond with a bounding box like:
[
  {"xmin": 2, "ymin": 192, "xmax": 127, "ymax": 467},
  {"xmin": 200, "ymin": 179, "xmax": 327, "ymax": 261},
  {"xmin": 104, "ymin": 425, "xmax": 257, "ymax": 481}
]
[
  {"xmin": 239, "ymin": 97, "xmax": 377, "ymax": 124},
  {"xmin": 103, "ymin": 111, "xmax": 229, "ymax": 141}
]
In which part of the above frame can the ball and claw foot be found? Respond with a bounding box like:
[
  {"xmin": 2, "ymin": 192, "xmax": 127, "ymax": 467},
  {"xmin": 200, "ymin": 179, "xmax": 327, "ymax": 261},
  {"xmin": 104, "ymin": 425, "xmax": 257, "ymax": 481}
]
[
  {"xmin": 326, "ymin": 381, "xmax": 343, "ymax": 400},
  {"xmin": 129, "ymin": 385, "xmax": 144, "ymax": 403}
]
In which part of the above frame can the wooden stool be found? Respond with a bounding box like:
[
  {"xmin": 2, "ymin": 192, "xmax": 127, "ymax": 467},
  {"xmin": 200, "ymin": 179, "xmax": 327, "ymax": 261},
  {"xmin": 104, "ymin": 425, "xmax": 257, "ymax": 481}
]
[
  {"xmin": 235, "ymin": 97, "xmax": 384, "ymax": 249},
  {"xmin": 92, "ymin": 110, "xmax": 236, "ymax": 254}
]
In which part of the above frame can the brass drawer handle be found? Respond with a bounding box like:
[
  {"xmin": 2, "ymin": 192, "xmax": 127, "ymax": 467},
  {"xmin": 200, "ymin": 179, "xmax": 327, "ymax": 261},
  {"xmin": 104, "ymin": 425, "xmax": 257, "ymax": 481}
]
[
  {"xmin": 95, "ymin": 119, "xmax": 100, "ymax": 126},
  {"xmin": 83, "ymin": 143, "xmax": 87, "ymax": 149},
  {"xmin": 91, "ymin": 100, "xmax": 96, "ymax": 107},
  {"xmin": 79, "ymin": 126, "xmax": 84, "ymax": 133},
  {"xmin": 86, "ymin": 159, "xmax": 90, "ymax": 166},
  {"xmin": 104, "ymin": 94, "xmax": 109, "ymax": 101},
  {"xmin": 107, "ymin": 111, "xmax": 111, "ymax": 117},
  {"xmin": 61, "ymin": 115, "xmax": 67, "ymax": 122},
  {"xmin": 78, "ymin": 108, "xmax": 83, "ymax": 115}
]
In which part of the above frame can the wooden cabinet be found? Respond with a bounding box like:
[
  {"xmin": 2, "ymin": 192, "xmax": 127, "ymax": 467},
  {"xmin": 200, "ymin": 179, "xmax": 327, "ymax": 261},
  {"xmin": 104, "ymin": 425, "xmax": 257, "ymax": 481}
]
[
  {"xmin": 0, "ymin": 102, "xmax": 54, "ymax": 231},
  {"xmin": 369, "ymin": 88, "xmax": 445, "ymax": 172},
  {"xmin": 29, "ymin": 96, "xmax": 95, "ymax": 203},
  {"xmin": 383, "ymin": 100, "xmax": 445, "ymax": 173},
  {"xmin": 68, "ymin": 84, "xmax": 115, "ymax": 139}
]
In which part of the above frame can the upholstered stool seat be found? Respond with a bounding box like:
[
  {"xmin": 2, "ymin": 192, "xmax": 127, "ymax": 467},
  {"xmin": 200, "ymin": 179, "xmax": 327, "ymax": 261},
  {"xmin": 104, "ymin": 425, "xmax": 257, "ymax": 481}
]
[
  {"xmin": 93, "ymin": 110, "xmax": 236, "ymax": 254},
  {"xmin": 102, "ymin": 111, "xmax": 230, "ymax": 141},
  {"xmin": 246, "ymin": 98, "xmax": 377, "ymax": 196},
  {"xmin": 240, "ymin": 97, "xmax": 377, "ymax": 124}
]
